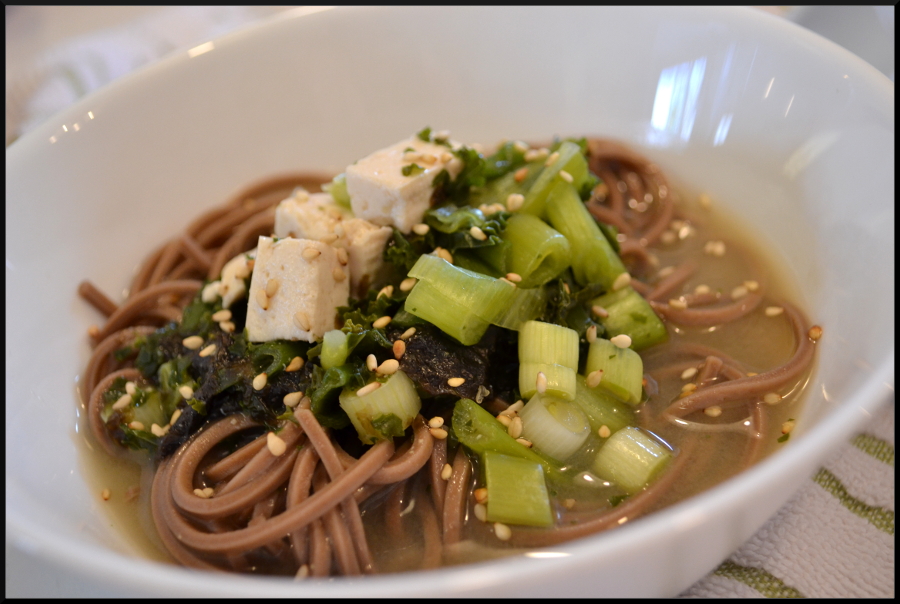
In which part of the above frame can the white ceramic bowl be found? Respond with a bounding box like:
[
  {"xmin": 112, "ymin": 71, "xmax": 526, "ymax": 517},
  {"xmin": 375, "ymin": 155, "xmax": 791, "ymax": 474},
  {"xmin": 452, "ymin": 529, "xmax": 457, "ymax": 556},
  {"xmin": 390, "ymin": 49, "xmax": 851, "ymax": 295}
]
[{"xmin": 6, "ymin": 6, "xmax": 894, "ymax": 597}]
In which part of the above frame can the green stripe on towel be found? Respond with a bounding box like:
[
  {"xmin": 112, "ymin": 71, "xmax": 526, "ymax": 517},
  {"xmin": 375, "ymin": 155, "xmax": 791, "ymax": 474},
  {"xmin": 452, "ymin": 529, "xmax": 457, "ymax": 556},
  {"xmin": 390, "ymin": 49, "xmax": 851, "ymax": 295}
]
[
  {"xmin": 813, "ymin": 468, "xmax": 894, "ymax": 534},
  {"xmin": 852, "ymin": 433, "xmax": 894, "ymax": 467},
  {"xmin": 713, "ymin": 560, "xmax": 804, "ymax": 598}
]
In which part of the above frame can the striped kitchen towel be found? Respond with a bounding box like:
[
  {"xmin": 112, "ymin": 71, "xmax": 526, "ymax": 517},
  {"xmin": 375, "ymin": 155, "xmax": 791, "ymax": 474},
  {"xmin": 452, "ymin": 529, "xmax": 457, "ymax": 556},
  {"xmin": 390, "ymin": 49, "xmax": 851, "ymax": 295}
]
[{"xmin": 680, "ymin": 400, "xmax": 894, "ymax": 598}]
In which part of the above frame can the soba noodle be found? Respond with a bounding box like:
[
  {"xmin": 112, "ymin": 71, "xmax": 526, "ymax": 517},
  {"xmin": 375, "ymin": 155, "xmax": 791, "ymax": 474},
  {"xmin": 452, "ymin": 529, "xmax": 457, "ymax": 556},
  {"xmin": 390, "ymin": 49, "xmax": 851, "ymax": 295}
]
[{"xmin": 78, "ymin": 138, "xmax": 819, "ymax": 576}]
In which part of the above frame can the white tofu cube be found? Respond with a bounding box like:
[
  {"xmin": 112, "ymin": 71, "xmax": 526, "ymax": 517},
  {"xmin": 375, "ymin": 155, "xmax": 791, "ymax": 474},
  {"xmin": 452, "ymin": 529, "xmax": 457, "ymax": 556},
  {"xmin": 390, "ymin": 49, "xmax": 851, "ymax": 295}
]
[
  {"xmin": 245, "ymin": 236, "xmax": 349, "ymax": 343},
  {"xmin": 274, "ymin": 191, "xmax": 392, "ymax": 297},
  {"xmin": 345, "ymin": 136, "xmax": 463, "ymax": 233}
]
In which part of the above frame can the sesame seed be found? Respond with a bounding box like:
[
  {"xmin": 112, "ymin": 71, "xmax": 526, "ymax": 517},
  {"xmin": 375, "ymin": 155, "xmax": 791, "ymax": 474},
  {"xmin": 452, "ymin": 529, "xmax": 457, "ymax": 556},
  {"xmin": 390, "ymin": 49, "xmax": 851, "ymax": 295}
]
[
  {"xmin": 610, "ymin": 334, "xmax": 632, "ymax": 349},
  {"xmin": 559, "ymin": 169, "xmax": 574, "ymax": 183},
  {"xmin": 545, "ymin": 151, "xmax": 560, "ymax": 166},
  {"xmin": 612, "ymin": 272, "xmax": 632, "ymax": 291},
  {"xmin": 366, "ymin": 354, "xmax": 378, "ymax": 371},
  {"xmin": 591, "ymin": 305, "xmax": 609, "ymax": 319},
  {"xmin": 245, "ymin": 259, "xmax": 255, "ymax": 272},
  {"xmin": 763, "ymin": 393, "xmax": 783, "ymax": 405},
  {"xmin": 429, "ymin": 428, "xmax": 449, "ymax": 440},
  {"xmin": 434, "ymin": 129, "xmax": 451, "ymax": 140},
  {"xmin": 731, "ymin": 285, "xmax": 748, "ymax": 300},
  {"xmin": 747, "ymin": 372, "xmax": 758, "ymax": 377},
  {"xmin": 400, "ymin": 327, "xmax": 417, "ymax": 340},
  {"xmin": 562, "ymin": 282, "xmax": 571, "ymax": 295},
  {"xmin": 420, "ymin": 153, "xmax": 437, "ymax": 166},
  {"xmin": 376, "ymin": 359, "xmax": 400, "ymax": 376},
  {"xmin": 332, "ymin": 267, "xmax": 347, "ymax": 282},
  {"xmin": 335, "ymin": 247, "xmax": 349, "ymax": 265},
  {"xmin": 284, "ymin": 391, "xmax": 304, "ymax": 407},
  {"xmin": 497, "ymin": 414, "xmax": 512, "ymax": 427},
  {"xmin": 252, "ymin": 373, "xmax": 268, "ymax": 391},
  {"xmin": 535, "ymin": 372, "xmax": 548, "ymax": 394},
  {"xmin": 265, "ymin": 279, "xmax": 281, "ymax": 298},
  {"xmin": 194, "ymin": 488, "xmax": 208, "ymax": 498},
  {"xmin": 285, "ymin": 356, "xmax": 304, "ymax": 372},
  {"xmin": 586, "ymin": 370, "xmax": 604, "ymax": 388},
  {"xmin": 170, "ymin": 409, "xmax": 182, "ymax": 425},
  {"xmin": 661, "ymin": 231, "xmax": 678, "ymax": 245},
  {"xmin": 267, "ymin": 432, "xmax": 287, "ymax": 457},
  {"xmin": 393, "ymin": 339, "xmax": 406, "ymax": 359},
  {"xmin": 219, "ymin": 320, "xmax": 236, "ymax": 333},
  {"xmin": 372, "ymin": 316, "xmax": 392, "ymax": 329},
  {"xmin": 669, "ymin": 298, "xmax": 688, "ymax": 310},
  {"xmin": 694, "ymin": 284, "xmax": 711, "ymax": 295},
  {"xmin": 124, "ymin": 381, "xmax": 137, "ymax": 396},
  {"xmin": 494, "ymin": 523, "xmax": 512, "ymax": 541},
  {"xmin": 302, "ymin": 247, "xmax": 321, "ymax": 261},
  {"xmin": 704, "ymin": 406, "xmax": 723, "ymax": 418},
  {"xmin": 404, "ymin": 150, "xmax": 421, "ymax": 162},
  {"xmin": 474, "ymin": 488, "xmax": 488, "ymax": 504},
  {"xmin": 681, "ymin": 367, "xmax": 698, "ymax": 380},
  {"xmin": 357, "ymin": 382, "xmax": 381, "ymax": 397},
  {"xmin": 441, "ymin": 463, "xmax": 453, "ymax": 481},
  {"xmin": 151, "ymin": 423, "xmax": 169, "ymax": 437},
  {"xmin": 808, "ymin": 325, "xmax": 823, "ymax": 341},
  {"xmin": 682, "ymin": 382, "xmax": 697, "ymax": 393},
  {"xmin": 514, "ymin": 167, "xmax": 529, "ymax": 182},
  {"xmin": 201, "ymin": 282, "xmax": 221, "ymax": 303},
  {"xmin": 128, "ymin": 421, "xmax": 144, "ymax": 431},
  {"xmin": 320, "ymin": 233, "xmax": 339, "ymax": 244},
  {"xmin": 499, "ymin": 277, "xmax": 516, "ymax": 287},
  {"xmin": 293, "ymin": 311, "xmax": 311, "ymax": 331},
  {"xmin": 440, "ymin": 151, "xmax": 453, "ymax": 163},
  {"xmin": 199, "ymin": 343, "xmax": 217, "ymax": 358},
  {"xmin": 516, "ymin": 438, "xmax": 533, "ymax": 448},
  {"xmin": 377, "ymin": 285, "xmax": 394, "ymax": 299},
  {"xmin": 469, "ymin": 226, "xmax": 488, "ymax": 241},
  {"xmin": 586, "ymin": 325, "xmax": 597, "ymax": 343},
  {"xmin": 112, "ymin": 393, "xmax": 133, "ymax": 410},
  {"xmin": 101, "ymin": 489, "xmax": 111, "ymax": 501},
  {"xmin": 296, "ymin": 565, "xmax": 310, "ymax": 580},
  {"xmin": 428, "ymin": 416, "xmax": 445, "ymax": 429},
  {"xmin": 87, "ymin": 325, "xmax": 100, "ymax": 338},
  {"xmin": 435, "ymin": 248, "xmax": 454, "ymax": 263},
  {"xmin": 699, "ymin": 194, "xmax": 712, "ymax": 209},
  {"xmin": 412, "ymin": 223, "xmax": 430, "ymax": 236},
  {"xmin": 782, "ymin": 420, "xmax": 796, "ymax": 434},
  {"xmin": 508, "ymin": 416, "xmax": 523, "ymax": 439},
  {"xmin": 473, "ymin": 503, "xmax": 488, "ymax": 522},
  {"xmin": 400, "ymin": 277, "xmax": 418, "ymax": 292},
  {"xmin": 178, "ymin": 385, "xmax": 194, "ymax": 399},
  {"xmin": 765, "ymin": 306, "xmax": 784, "ymax": 317},
  {"xmin": 744, "ymin": 280, "xmax": 759, "ymax": 292},
  {"xmin": 447, "ymin": 377, "xmax": 466, "ymax": 388},
  {"xmin": 256, "ymin": 289, "xmax": 269, "ymax": 310},
  {"xmin": 506, "ymin": 193, "xmax": 525, "ymax": 211},
  {"xmin": 524, "ymin": 148, "xmax": 547, "ymax": 162},
  {"xmin": 704, "ymin": 240, "xmax": 726, "ymax": 257},
  {"xmin": 182, "ymin": 335, "xmax": 204, "ymax": 350},
  {"xmin": 598, "ymin": 425, "xmax": 611, "ymax": 438},
  {"xmin": 513, "ymin": 140, "xmax": 529, "ymax": 153}
]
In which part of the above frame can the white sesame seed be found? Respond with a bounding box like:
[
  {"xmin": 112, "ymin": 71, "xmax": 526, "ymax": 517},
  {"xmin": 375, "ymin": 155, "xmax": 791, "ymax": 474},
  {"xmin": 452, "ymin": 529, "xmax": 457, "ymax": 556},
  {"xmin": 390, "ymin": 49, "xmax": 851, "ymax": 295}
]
[
  {"xmin": 499, "ymin": 277, "xmax": 517, "ymax": 287},
  {"xmin": 393, "ymin": 339, "xmax": 406, "ymax": 359},
  {"xmin": 669, "ymin": 298, "xmax": 688, "ymax": 310},
  {"xmin": 682, "ymin": 382, "xmax": 697, "ymax": 393},
  {"xmin": 591, "ymin": 305, "xmax": 609, "ymax": 319},
  {"xmin": 182, "ymin": 335, "xmax": 204, "ymax": 350},
  {"xmin": 524, "ymin": 148, "xmax": 547, "ymax": 162},
  {"xmin": 178, "ymin": 385, "xmax": 194, "ymax": 399},
  {"xmin": 731, "ymin": 285, "xmax": 748, "ymax": 300},
  {"xmin": 125, "ymin": 381, "xmax": 137, "ymax": 396},
  {"xmin": 285, "ymin": 356, "xmax": 304, "ymax": 372},
  {"xmin": 366, "ymin": 354, "xmax": 378, "ymax": 371},
  {"xmin": 612, "ymin": 272, "xmax": 632, "ymax": 291},
  {"xmin": 252, "ymin": 373, "xmax": 268, "ymax": 391},
  {"xmin": 704, "ymin": 240, "xmax": 726, "ymax": 257},
  {"xmin": 335, "ymin": 247, "xmax": 349, "ymax": 265},
  {"xmin": 404, "ymin": 150, "xmax": 421, "ymax": 162},
  {"xmin": 535, "ymin": 372, "xmax": 548, "ymax": 394},
  {"xmin": 514, "ymin": 167, "xmax": 529, "ymax": 182},
  {"xmin": 440, "ymin": 151, "xmax": 453, "ymax": 163},
  {"xmin": 610, "ymin": 334, "xmax": 632, "ymax": 349},
  {"xmin": 357, "ymin": 382, "xmax": 381, "ymax": 397},
  {"xmin": 545, "ymin": 151, "xmax": 560, "ymax": 166},
  {"xmin": 494, "ymin": 523, "xmax": 512, "ymax": 541},
  {"xmin": 586, "ymin": 370, "xmax": 604, "ymax": 388},
  {"xmin": 506, "ymin": 193, "xmax": 525, "ymax": 211},
  {"xmin": 469, "ymin": 226, "xmax": 488, "ymax": 241},
  {"xmin": 429, "ymin": 428, "xmax": 449, "ymax": 440},
  {"xmin": 782, "ymin": 420, "xmax": 796, "ymax": 434},
  {"xmin": 497, "ymin": 414, "xmax": 512, "ymax": 427},
  {"xmin": 559, "ymin": 169, "xmax": 574, "ymax": 183},
  {"xmin": 441, "ymin": 463, "xmax": 453, "ymax": 481},
  {"xmin": 293, "ymin": 311, "xmax": 311, "ymax": 331},
  {"xmin": 681, "ymin": 367, "xmax": 698, "ymax": 380},
  {"xmin": 508, "ymin": 400, "xmax": 524, "ymax": 413},
  {"xmin": 808, "ymin": 325, "xmax": 823, "ymax": 341},
  {"xmin": 699, "ymin": 193, "xmax": 712, "ymax": 209},
  {"xmin": 744, "ymin": 280, "xmax": 759, "ymax": 292},
  {"xmin": 694, "ymin": 284, "xmax": 711, "ymax": 295},
  {"xmin": 267, "ymin": 432, "xmax": 287, "ymax": 457},
  {"xmin": 586, "ymin": 325, "xmax": 597, "ymax": 343},
  {"xmin": 376, "ymin": 359, "xmax": 400, "ymax": 376},
  {"xmin": 128, "ymin": 421, "xmax": 144, "ymax": 431},
  {"xmin": 508, "ymin": 416, "xmax": 523, "ymax": 439},
  {"xmin": 150, "ymin": 423, "xmax": 169, "ymax": 437},
  {"xmin": 661, "ymin": 231, "xmax": 678, "ymax": 245},
  {"xmin": 296, "ymin": 564, "xmax": 310, "ymax": 580},
  {"xmin": 704, "ymin": 406, "xmax": 723, "ymax": 418},
  {"xmin": 474, "ymin": 503, "xmax": 488, "ymax": 522},
  {"xmin": 201, "ymin": 281, "xmax": 221, "ymax": 303},
  {"xmin": 513, "ymin": 140, "xmax": 529, "ymax": 153},
  {"xmin": 284, "ymin": 391, "xmax": 304, "ymax": 407},
  {"xmin": 474, "ymin": 488, "xmax": 488, "ymax": 504},
  {"xmin": 265, "ymin": 279, "xmax": 281, "ymax": 298},
  {"xmin": 435, "ymin": 248, "xmax": 454, "ymax": 263},
  {"xmin": 170, "ymin": 409, "xmax": 182, "ymax": 425},
  {"xmin": 332, "ymin": 267, "xmax": 346, "ymax": 282},
  {"xmin": 412, "ymin": 223, "xmax": 431, "ymax": 236},
  {"xmin": 516, "ymin": 438, "xmax": 533, "ymax": 448},
  {"xmin": 428, "ymin": 416, "xmax": 445, "ymax": 429},
  {"xmin": 598, "ymin": 425, "xmax": 612, "ymax": 438},
  {"xmin": 765, "ymin": 306, "xmax": 784, "ymax": 317},
  {"xmin": 193, "ymin": 488, "xmax": 208, "ymax": 498},
  {"xmin": 112, "ymin": 393, "xmax": 133, "ymax": 410},
  {"xmin": 372, "ymin": 316, "xmax": 392, "ymax": 329},
  {"xmin": 447, "ymin": 377, "xmax": 465, "ymax": 388},
  {"xmin": 302, "ymin": 247, "xmax": 321, "ymax": 261},
  {"xmin": 219, "ymin": 320, "xmax": 236, "ymax": 333},
  {"xmin": 199, "ymin": 343, "xmax": 217, "ymax": 358},
  {"xmin": 763, "ymin": 393, "xmax": 783, "ymax": 405},
  {"xmin": 256, "ymin": 289, "xmax": 269, "ymax": 310},
  {"xmin": 320, "ymin": 233, "xmax": 339, "ymax": 244},
  {"xmin": 87, "ymin": 325, "xmax": 100, "ymax": 338},
  {"xmin": 400, "ymin": 327, "xmax": 417, "ymax": 340},
  {"xmin": 420, "ymin": 153, "xmax": 437, "ymax": 166},
  {"xmin": 101, "ymin": 489, "xmax": 111, "ymax": 501},
  {"xmin": 378, "ymin": 285, "xmax": 394, "ymax": 299},
  {"xmin": 400, "ymin": 277, "xmax": 418, "ymax": 292}
]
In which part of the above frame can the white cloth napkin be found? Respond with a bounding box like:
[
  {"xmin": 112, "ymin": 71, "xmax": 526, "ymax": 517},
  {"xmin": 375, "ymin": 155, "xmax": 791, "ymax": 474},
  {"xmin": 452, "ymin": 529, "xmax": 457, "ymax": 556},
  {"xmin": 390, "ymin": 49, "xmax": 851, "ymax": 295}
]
[{"xmin": 5, "ymin": 7, "xmax": 895, "ymax": 598}]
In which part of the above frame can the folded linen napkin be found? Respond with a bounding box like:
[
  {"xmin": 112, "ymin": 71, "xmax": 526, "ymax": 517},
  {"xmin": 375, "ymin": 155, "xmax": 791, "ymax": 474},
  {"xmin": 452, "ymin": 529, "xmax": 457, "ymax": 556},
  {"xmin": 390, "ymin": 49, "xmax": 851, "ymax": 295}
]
[{"xmin": 680, "ymin": 401, "xmax": 895, "ymax": 598}]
